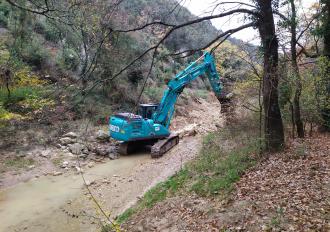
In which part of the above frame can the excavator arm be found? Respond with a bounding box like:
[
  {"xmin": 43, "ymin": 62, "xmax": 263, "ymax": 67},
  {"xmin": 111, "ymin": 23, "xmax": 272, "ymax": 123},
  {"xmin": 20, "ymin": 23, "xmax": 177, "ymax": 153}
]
[{"xmin": 153, "ymin": 52, "xmax": 223, "ymax": 128}]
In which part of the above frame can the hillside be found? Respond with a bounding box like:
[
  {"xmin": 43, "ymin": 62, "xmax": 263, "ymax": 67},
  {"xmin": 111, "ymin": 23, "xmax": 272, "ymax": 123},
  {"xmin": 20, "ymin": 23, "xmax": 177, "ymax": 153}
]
[{"xmin": 0, "ymin": 0, "xmax": 250, "ymax": 126}]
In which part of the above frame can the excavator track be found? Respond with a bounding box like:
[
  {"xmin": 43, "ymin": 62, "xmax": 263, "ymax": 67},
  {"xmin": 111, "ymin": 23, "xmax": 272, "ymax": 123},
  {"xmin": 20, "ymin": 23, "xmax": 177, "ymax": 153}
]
[
  {"xmin": 117, "ymin": 141, "xmax": 138, "ymax": 155},
  {"xmin": 150, "ymin": 134, "xmax": 179, "ymax": 158}
]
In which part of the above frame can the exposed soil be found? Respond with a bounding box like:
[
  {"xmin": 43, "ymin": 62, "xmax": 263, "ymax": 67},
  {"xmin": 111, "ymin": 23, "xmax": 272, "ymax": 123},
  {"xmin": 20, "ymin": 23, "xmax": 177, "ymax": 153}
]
[
  {"xmin": 122, "ymin": 133, "xmax": 330, "ymax": 231},
  {"xmin": 0, "ymin": 94, "xmax": 223, "ymax": 232}
]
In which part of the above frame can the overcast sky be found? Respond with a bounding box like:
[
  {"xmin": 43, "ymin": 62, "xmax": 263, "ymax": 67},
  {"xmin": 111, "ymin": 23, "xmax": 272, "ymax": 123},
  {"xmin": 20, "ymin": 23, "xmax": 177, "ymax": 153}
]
[{"xmin": 182, "ymin": 0, "xmax": 318, "ymax": 45}]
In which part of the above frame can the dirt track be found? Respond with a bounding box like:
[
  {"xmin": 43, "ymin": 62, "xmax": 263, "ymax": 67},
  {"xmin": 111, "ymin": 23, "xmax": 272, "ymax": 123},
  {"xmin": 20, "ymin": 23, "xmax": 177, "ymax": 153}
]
[{"xmin": 0, "ymin": 95, "xmax": 223, "ymax": 232}]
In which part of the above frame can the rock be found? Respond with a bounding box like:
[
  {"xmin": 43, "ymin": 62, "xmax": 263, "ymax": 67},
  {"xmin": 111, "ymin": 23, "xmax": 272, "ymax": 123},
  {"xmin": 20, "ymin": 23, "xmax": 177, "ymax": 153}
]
[
  {"xmin": 96, "ymin": 130, "xmax": 109, "ymax": 141},
  {"xmin": 128, "ymin": 179, "xmax": 133, "ymax": 182},
  {"xmin": 102, "ymin": 179, "xmax": 110, "ymax": 184},
  {"xmin": 108, "ymin": 153, "xmax": 118, "ymax": 160},
  {"xmin": 53, "ymin": 171, "xmax": 63, "ymax": 176},
  {"xmin": 68, "ymin": 143, "xmax": 85, "ymax": 155},
  {"xmin": 113, "ymin": 174, "xmax": 119, "ymax": 177},
  {"xmin": 55, "ymin": 144, "xmax": 63, "ymax": 149},
  {"xmin": 82, "ymin": 148, "xmax": 89, "ymax": 154},
  {"xmin": 215, "ymin": 123, "xmax": 221, "ymax": 128},
  {"xmin": 95, "ymin": 147, "xmax": 109, "ymax": 156},
  {"xmin": 108, "ymin": 146, "xmax": 117, "ymax": 153},
  {"xmin": 40, "ymin": 150, "xmax": 50, "ymax": 158},
  {"xmin": 79, "ymin": 153, "xmax": 88, "ymax": 159},
  {"xmin": 60, "ymin": 137, "xmax": 75, "ymax": 145},
  {"xmin": 63, "ymin": 132, "xmax": 78, "ymax": 138},
  {"xmin": 17, "ymin": 153, "xmax": 26, "ymax": 158},
  {"xmin": 61, "ymin": 161, "xmax": 69, "ymax": 168},
  {"xmin": 75, "ymin": 166, "xmax": 83, "ymax": 173},
  {"xmin": 27, "ymin": 165, "xmax": 35, "ymax": 170},
  {"xmin": 85, "ymin": 180, "xmax": 95, "ymax": 186},
  {"xmin": 177, "ymin": 123, "xmax": 198, "ymax": 138},
  {"xmin": 186, "ymin": 129, "xmax": 197, "ymax": 137},
  {"xmin": 87, "ymin": 143, "xmax": 97, "ymax": 153},
  {"xmin": 87, "ymin": 162, "xmax": 94, "ymax": 168}
]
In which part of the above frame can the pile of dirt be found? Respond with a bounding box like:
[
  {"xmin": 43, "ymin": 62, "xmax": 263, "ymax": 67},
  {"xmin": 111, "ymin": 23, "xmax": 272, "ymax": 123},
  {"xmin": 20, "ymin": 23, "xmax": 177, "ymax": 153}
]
[
  {"xmin": 171, "ymin": 94, "xmax": 223, "ymax": 136},
  {"xmin": 122, "ymin": 133, "xmax": 330, "ymax": 231}
]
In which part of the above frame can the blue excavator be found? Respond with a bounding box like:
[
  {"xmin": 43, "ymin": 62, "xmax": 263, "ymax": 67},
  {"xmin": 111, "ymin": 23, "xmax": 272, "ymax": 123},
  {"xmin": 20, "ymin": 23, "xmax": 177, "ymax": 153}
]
[{"xmin": 109, "ymin": 51, "xmax": 224, "ymax": 158}]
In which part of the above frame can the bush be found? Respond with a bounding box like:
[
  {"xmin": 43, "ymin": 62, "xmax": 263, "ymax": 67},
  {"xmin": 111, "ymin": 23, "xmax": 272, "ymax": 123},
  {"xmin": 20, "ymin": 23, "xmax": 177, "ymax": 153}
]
[
  {"xmin": 21, "ymin": 38, "xmax": 50, "ymax": 69},
  {"xmin": 0, "ymin": 86, "xmax": 38, "ymax": 106},
  {"xmin": 34, "ymin": 20, "xmax": 61, "ymax": 43},
  {"xmin": 0, "ymin": 2, "xmax": 10, "ymax": 27},
  {"xmin": 57, "ymin": 48, "xmax": 79, "ymax": 71},
  {"xmin": 128, "ymin": 70, "xmax": 143, "ymax": 84}
]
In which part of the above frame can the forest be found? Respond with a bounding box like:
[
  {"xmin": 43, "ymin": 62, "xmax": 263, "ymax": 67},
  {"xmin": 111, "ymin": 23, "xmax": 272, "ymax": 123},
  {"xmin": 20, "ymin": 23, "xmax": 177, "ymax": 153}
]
[{"xmin": 0, "ymin": 0, "xmax": 329, "ymax": 231}]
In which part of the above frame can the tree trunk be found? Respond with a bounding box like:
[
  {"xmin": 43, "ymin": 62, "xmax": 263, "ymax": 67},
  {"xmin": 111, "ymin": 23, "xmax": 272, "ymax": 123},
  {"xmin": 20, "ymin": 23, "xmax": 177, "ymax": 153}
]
[
  {"xmin": 290, "ymin": 0, "xmax": 304, "ymax": 138},
  {"xmin": 324, "ymin": 1, "xmax": 330, "ymax": 59},
  {"xmin": 321, "ymin": 0, "xmax": 330, "ymax": 131},
  {"xmin": 257, "ymin": 0, "xmax": 284, "ymax": 151},
  {"xmin": 289, "ymin": 101, "xmax": 295, "ymax": 139}
]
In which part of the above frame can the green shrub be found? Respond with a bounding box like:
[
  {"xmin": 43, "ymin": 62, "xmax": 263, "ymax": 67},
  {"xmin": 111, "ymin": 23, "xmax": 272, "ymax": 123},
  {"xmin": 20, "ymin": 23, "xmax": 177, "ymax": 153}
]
[
  {"xmin": 21, "ymin": 38, "xmax": 50, "ymax": 69},
  {"xmin": 57, "ymin": 48, "xmax": 79, "ymax": 71},
  {"xmin": 0, "ymin": 86, "xmax": 52, "ymax": 115},
  {"xmin": 0, "ymin": 2, "xmax": 10, "ymax": 27},
  {"xmin": 34, "ymin": 20, "xmax": 61, "ymax": 43}
]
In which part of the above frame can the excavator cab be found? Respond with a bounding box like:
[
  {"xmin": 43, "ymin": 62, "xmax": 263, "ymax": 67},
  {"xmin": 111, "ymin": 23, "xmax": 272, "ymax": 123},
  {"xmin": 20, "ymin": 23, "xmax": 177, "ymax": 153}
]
[{"xmin": 138, "ymin": 104, "xmax": 158, "ymax": 119}]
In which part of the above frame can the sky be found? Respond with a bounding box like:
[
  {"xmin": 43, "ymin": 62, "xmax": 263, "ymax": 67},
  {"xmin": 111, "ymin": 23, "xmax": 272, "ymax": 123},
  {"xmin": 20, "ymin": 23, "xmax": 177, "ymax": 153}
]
[{"xmin": 182, "ymin": 0, "xmax": 318, "ymax": 45}]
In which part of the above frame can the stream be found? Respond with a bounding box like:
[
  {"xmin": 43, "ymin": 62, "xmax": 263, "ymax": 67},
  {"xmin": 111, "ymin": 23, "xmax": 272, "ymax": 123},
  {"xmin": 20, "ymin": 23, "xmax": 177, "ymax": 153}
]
[{"xmin": 0, "ymin": 154, "xmax": 149, "ymax": 232}]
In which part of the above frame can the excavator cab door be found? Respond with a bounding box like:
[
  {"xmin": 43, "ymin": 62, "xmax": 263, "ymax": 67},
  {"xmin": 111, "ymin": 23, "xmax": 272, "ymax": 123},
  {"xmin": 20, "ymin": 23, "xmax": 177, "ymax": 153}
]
[{"xmin": 138, "ymin": 104, "xmax": 158, "ymax": 119}]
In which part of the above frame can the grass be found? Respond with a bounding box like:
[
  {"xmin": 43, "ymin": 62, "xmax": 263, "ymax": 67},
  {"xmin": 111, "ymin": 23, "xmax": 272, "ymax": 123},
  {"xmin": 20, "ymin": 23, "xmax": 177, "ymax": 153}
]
[
  {"xmin": 189, "ymin": 138, "xmax": 257, "ymax": 196},
  {"xmin": 116, "ymin": 114, "xmax": 261, "ymax": 224},
  {"xmin": 116, "ymin": 168, "xmax": 190, "ymax": 224},
  {"xmin": 51, "ymin": 156, "xmax": 64, "ymax": 167},
  {"xmin": 0, "ymin": 156, "xmax": 35, "ymax": 173}
]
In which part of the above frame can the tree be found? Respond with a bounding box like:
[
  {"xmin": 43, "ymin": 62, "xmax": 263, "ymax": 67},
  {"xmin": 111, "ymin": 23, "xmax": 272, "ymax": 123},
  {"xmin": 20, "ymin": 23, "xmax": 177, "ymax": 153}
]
[
  {"xmin": 255, "ymin": 0, "xmax": 284, "ymax": 150},
  {"xmin": 322, "ymin": 0, "xmax": 330, "ymax": 59},
  {"xmin": 320, "ymin": 0, "xmax": 330, "ymax": 131},
  {"xmin": 289, "ymin": 0, "xmax": 304, "ymax": 138}
]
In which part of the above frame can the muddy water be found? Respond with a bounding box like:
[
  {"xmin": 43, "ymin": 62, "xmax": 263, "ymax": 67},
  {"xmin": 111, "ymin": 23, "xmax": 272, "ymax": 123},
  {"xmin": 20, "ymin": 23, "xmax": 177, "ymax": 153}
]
[{"xmin": 0, "ymin": 154, "xmax": 149, "ymax": 232}]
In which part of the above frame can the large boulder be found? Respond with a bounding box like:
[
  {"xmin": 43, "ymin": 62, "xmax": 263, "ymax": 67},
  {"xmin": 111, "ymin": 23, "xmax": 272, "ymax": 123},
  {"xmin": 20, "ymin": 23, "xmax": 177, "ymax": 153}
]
[{"xmin": 68, "ymin": 143, "xmax": 86, "ymax": 155}]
